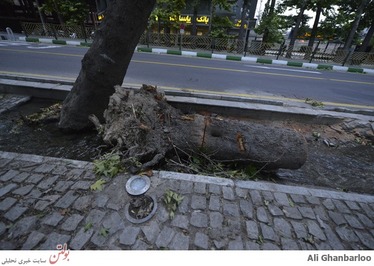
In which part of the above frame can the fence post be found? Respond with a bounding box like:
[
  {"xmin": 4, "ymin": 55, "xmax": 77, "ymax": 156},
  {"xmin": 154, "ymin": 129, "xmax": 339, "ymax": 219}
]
[
  {"xmin": 276, "ymin": 40, "xmax": 285, "ymax": 60},
  {"xmin": 52, "ymin": 24, "xmax": 58, "ymax": 40},
  {"xmin": 309, "ymin": 40, "xmax": 320, "ymax": 63},
  {"xmin": 342, "ymin": 48, "xmax": 353, "ymax": 66}
]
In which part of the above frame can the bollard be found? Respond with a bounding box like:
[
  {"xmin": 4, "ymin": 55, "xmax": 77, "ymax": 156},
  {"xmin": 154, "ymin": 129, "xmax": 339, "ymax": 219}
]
[{"xmin": 6, "ymin": 27, "xmax": 15, "ymax": 41}]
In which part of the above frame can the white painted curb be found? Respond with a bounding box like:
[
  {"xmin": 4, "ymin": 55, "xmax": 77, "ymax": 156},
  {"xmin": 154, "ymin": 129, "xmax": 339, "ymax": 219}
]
[
  {"xmin": 182, "ymin": 51, "xmax": 197, "ymax": 57},
  {"xmin": 332, "ymin": 66, "xmax": 349, "ymax": 72},
  {"xmin": 212, "ymin": 53, "xmax": 226, "ymax": 59},
  {"xmin": 302, "ymin": 63, "xmax": 318, "ymax": 69}
]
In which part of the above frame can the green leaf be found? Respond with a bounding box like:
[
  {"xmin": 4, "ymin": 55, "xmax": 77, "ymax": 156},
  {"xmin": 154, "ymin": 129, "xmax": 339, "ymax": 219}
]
[
  {"xmin": 84, "ymin": 222, "xmax": 93, "ymax": 232},
  {"xmin": 99, "ymin": 227, "xmax": 109, "ymax": 237},
  {"xmin": 90, "ymin": 179, "xmax": 106, "ymax": 191}
]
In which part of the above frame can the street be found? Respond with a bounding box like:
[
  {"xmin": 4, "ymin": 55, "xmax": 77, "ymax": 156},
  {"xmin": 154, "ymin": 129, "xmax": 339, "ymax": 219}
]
[{"xmin": 0, "ymin": 41, "xmax": 373, "ymax": 108}]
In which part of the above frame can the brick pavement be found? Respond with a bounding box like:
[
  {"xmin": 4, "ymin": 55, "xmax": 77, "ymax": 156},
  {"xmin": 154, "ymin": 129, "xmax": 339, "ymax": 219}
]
[{"xmin": 0, "ymin": 151, "xmax": 373, "ymax": 250}]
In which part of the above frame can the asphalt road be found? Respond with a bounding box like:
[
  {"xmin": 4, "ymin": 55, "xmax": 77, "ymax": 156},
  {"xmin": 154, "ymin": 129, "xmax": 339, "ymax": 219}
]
[{"xmin": 0, "ymin": 41, "xmax": 373, "ymax": 108}]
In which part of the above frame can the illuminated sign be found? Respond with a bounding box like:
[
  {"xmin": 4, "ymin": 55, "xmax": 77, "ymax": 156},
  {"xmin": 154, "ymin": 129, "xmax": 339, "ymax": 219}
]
[
  {"xmin": 234, "ymin": 20, "xmax": 247, "ymax": 28},
  {"xmin": 155, "ymin": 15, "xmax": 210, "ymax": 24}
]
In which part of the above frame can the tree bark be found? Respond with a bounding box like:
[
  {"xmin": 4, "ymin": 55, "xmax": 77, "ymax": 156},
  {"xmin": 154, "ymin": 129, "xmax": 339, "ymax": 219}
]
[
  {"xmin": 286, "ymin": 0, "xmax": 307, "ymax": 58},
  {"xmin": 358, "ymin": 19, "xmax": 374, "ymax": 52},
  {"xmin": 89, "ymin": 85, "xmax": 308, "ymax": 171},
  {"xmin": 58, "ymin": 0, "xmax": 156, "ymax": 131}
]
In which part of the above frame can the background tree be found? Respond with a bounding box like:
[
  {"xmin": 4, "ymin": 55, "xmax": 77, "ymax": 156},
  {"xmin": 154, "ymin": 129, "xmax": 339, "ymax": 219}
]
[
  {"xmin": 150, "ymin": 0, "xmax": 185, "ymax": 34},
  {"xmin": 357, "ymin": 0, "xmax": 374, "ymax": 52},
  {"xmin": 42, "ymin": 0, "xmax": 89, "ymax": 25},
  {"xmin": 59, "ymin": 0, "xmax": 157, "ymax": 130}
]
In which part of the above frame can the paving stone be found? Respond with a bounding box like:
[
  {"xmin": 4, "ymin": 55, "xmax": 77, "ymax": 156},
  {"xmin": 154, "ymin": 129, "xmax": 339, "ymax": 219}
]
[
  {"xmin": 344, "ymin": 200, "xmax": 361, "ymax": 211},
  {"xmin": 208, "ymin": 184, "xmax": 221, "ymax": 194},
  {"xmin": 178, "ymin": 196, "xmax": 189, "ymax": 214},
  {"xmin": 281, "ymin": 238, "xmax": 299, "ymax": 250},
  {"xmin": 73, "ymin": 195, "xmax": 92, "ymax": 211},
  {"xmin": 93, "ymin": 194, "xmax": 109, "ymax": 208},
  {"xmin": 209, "ymin": 212, "xmax": 223, "ymax": 229},
  {"xmin": 9, "ymin": 216, "xmax": 38, "ymax": 238},
  {"xmin": 61, "ymin": 214, "xmax": 84, "ymax": 232},
  {"xmin": 222, "ymin": 186, "xmax": 235, "ymax": 200},
  {"xmin": 90, "ymin": 231, "xmax": 107, "ymax": 247},
  {"xmin": 273, "ymin": 192, "xmax": 290, "ymax": 206},
  {"xmin": 235, "ymin": 187, "xmax": 248, "ymax": 198},
  {"xmin": 34, "ymin": 195, "xmax": 61, "ymax": 211},
  {"xmin": 12, "ymin": 184, "xmax": 34, "ymax": 196},
  {"xmin": 260, "ymin": 223, "xmax": 278, "ymax": 242},
  {"xmin": 239, "ymin": 199, "xmax": 254, "ymax": 219},
  {"xmin": 313, "ymin": 206, "xmax": 329, "ymax": 221},
  {"xmin": 0, "ymin": 170, "xmax": 19, "ymax": 181},
  {"xmin": 119, "ymin": 226, "xmax": 140, "ymax": 246},
  {"xmin": 291, "ymin": 221, "xmax": 308, "ymax": 239},
  {"xmin": 332, "ymin": 199, "xmax": 351, "ymax": 214},
  {"xmin": 0, "ymin": 183, "xmax": 18, "ymax": 197},
  {"xmin": 213, "ymin": 239, "xmax": 227, "ymax": 250},
  {"xmin": 193, "ymin": 182, "xmax": 206, "ymax": 194},
  {"xmin": 54, "ymin": 181, "xmax": 75, "ymax": 192},
  {"xmin": 268, "ymin": 204, "xmax": 283, "ymax": 217},
  {"xmin": 156, "ymin": 205, "xmax": 169, "ymax": 223},
  {"xmin": 70, "ymin": 228, "xmax": 94, "ymax": 250},
  {"xmin": 132, "ymin": 239, "xmax": 149, "ymax": 250},
  {"xmin": 307, "ymin": 220, "xmax": 326, "ymax": 241},
  {"xmin": 190, "ymin": 211, "xmax": 208, "ymax": 227},
  {"xmin": 24, "ymin": 188, "xmax": 42, "ymax": 205},
  {"xmin": 355, "ymin": 230, "xmax": 374, "ymax": 249},
  {"xmin": 0, "ymin": 222, "xmax": 6, "ymax": 236},
  {"xmin": 261, "ymin": 191, "xmax": 274, "ymax": 202},
  {"xmin": 245, "ymin": 241, "xmax": 260, "ymax": 250},
  {"xmin": 274, "ymin": 218, "xmax": 292, "ymax": 238},
  {"xmin": 42, "ymin": 212, "xmax": 64, "ymax": 226},
  {"xmin": 102, "ymin": 212, "xmax": 125, "ymax": 234},
  {"xmin": 283, "ymin": 206, "xmax": 302, "ymax": 220},
  {"xmin": 297, "ymin": 241, "xmax": 314, "ymax": 250},
  {"xmin": 0, "ymin": 242, "xmax": 16, "ymax": 250},
  {"xmin": 248, "ymin": 190, "xmax": 262, "ymax": 207},
  {"xmin": 344, "ymin": 214, "xmax": 364, "ymax": 229},
  {"xmin": 26, "ymin": 174, "xmax": 43, "ymax": 184},
  {"xmin": 228, "ymin": 236, "xmax": 244, "ymax": 250},
  {"xmin": 305, "ymin": 196, "xmax": 320, "ymax": 205},
  {"xmin": 359, "ymin": 203, "xmax": 374, "ymax": 217},
  {"xmin": 324, "ymin": 225, "xmax": 345, "ymax": 250},
  {"xmin": 328, "ymin": 211, "xmax": 347, "ymax": 226},
  {"xmin": 52, "ymin": 165, "xmax": 68, "ymax": 175},
  {"xmin": 4, "ymin": 204, "xmax": 28, "ymax": 221},
  {"xmin": 0, "ymin": 158, "xmax": 11, "ymax": 168},
  {"xmin": 12, "ymin": 172, "xmax": 30, "ymax": 183},
  {"xmin": 22, "ymin": 231, "xmax": 45, "ymax": 250},
  {"xmin": 194, "ymin": 232, "xmax": 209, "ymax": 250},
  {"xmin": 37, "ymin": 176, "xmax": 59, "ymax": 190},
  {"xmin": 169, "ymin": 232, "xmax": 190, "ymax": 250},
  {"xmin": 155, "ymin": 227, "xmax": 175, "ymax": 248},
  {"xmin": 223, "ymin": 202, "xmax": 240, "ymax": 217},
  {"xmin": 34, "ymin": 164, "xmax": 55, "ymax": 173},
  {"xmin": 289, "ymin": 194, "xmax": 306, "ymax": 204},
  {"xmin": 209, "ymin": 195, "xmax": 221, "ymax": 211},
  {"xmin": 54, "ymin": 191, "xmax": 78, "ymax": 209},
  {"xmin": 70, "ymin": 181, "xmax": 92, "ymax": 190},
  {"xmin": 245, "ymin": 220, "xmax": 259, "ymax": 240},
  {"xmin": 0, "ymin": 197, "xmax": 17, "ymax": 211},
  {"xmin": 262, "ymin": 243, "xmax": 280, "ymax": 250},
  {"xmin": 85, "ymin": 209, "xmax": 106, "ymax": 226},
  {"xmin": 39, "ymin": 232, "xmax": 71, "ymax": 250},
  {"xmin": 336, "ymin": 226, "xmax": 359, "ymax": 242},
  {"xmin": 179, "ymin": 181, "xmax": 193, "ymax": 193},
  {"xmin": 171, "ymin": 214, "xmax": 189, "ymax": 229},
  {"xmin": 66, "ymin": 168, "xmax": 85, "ymax": 180},
  {"xmin": 298, "ymin": 206, "xmax": 316, "ymax": 220},
  {"xmin": 315, "ymin": 242, "xmax": 332, "ymax": 250},
  {"xmin": 191, "ymin": 195, "xmax": 207, "ymax": 210},
  {"xmin": 106, "ymin": 202, "xmax": 120, "ymax": 211},
  {"xmin": 356, "ymin": 213, "xmax": 374, "ymax": 228},
  {"xmin": 142, "ymin": 221, "xmax": 160, "ymax": 242},
  {"xmin": 256, "ymin": 207, "xmax": 269, "ymax": 223},
  {"xmin": 322, "ymin": 198, "xmax": 335, "ymax": 210}
]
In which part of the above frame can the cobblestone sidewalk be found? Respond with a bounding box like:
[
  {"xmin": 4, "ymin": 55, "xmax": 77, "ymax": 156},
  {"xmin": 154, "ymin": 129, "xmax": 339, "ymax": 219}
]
[{"xmin": 0, "ymin": 151, "xmax": 373, "ymax": 250}]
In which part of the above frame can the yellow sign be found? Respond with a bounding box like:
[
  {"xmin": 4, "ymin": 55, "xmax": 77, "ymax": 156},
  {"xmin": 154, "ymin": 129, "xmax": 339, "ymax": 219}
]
[
  {"xmin": 155, "ymin": 15, "xmax": 209, "ymax": 24},
  {"xmin": 234, "ymin": 20, "xmax": 247, "ymax": 28}
]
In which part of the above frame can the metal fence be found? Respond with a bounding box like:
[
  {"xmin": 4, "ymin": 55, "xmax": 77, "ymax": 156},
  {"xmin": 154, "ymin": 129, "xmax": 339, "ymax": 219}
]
[{"xmin": 20, "ymin": 22, "xmax": 374, "ymax": 67}]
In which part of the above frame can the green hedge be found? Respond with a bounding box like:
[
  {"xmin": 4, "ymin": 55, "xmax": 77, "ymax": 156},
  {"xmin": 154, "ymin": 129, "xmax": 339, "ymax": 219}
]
[
  {"xmin": 137, "ymin": 47, "xmax": 152, "ymax": 52},
  {"xmin": 317, "ymin": 64, "xmax": 333, "ymax": 70},
  {"xmin": 257, "ymin": 58, "xmax": 272, "ymax": 64},
  {"xmin": 52, "ymin": 39, "xmax": 67, "ymax": 45},
  {"xmin": 25, "ymin": 37, "xmax": 39, "ymax": 43},
  {"xmin": 348, "ymin": 67, "xmax": 364, "ymax": 73},
  {"xmin": 287, "ymin": 61, "xmax": 303, "ymax": 67},
  {"xmin": 167, "ymin": 50, "xmax": 182, "ymax": 55},
  {"xmin": 197, "ymin": 52, "xmax": 212, "ymax": 58},
  {"xmin": 226, "ymin": 55, "xmax": 241, "ymax": 61}
]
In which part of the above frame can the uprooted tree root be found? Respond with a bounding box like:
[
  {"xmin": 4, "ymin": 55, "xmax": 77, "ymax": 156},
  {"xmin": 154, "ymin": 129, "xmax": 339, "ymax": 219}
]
[{"xmin": 89, "ymin": 85, "xmax": 308, "ymax": 173}]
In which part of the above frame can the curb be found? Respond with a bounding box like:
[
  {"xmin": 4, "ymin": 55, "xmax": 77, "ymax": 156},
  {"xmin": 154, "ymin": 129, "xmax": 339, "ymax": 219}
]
[
  {"xmin": 17, "ymin": 37, "xmax": 374, "ymax": 75},
  {"xmin": 136, "ymin": 47, "xmax": 374, "ymax": 75}
]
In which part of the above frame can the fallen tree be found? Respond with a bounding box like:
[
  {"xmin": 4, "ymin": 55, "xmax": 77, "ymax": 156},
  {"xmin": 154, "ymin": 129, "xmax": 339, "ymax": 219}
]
[{"xmin": 89, "ymin": 85, "xmax": 308, "ymax": 172}]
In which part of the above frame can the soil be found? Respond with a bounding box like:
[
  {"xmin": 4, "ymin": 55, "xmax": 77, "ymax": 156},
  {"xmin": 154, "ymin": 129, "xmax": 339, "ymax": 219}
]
[{"xmin": 1, "ymin": 97, "xmax": 373, "ymax": 195}]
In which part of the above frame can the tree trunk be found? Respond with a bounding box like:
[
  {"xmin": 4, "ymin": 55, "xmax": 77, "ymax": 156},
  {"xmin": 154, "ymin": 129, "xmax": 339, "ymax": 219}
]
[
  {"xmin": 304, "ymin": 4, "xmax": 322, "ymax": 60},
  {"xmin": 358, "ymin": 19, "xmax": 374, "ymax": 52},
  {"xmin": 58, "ymin": 0, "xmax": 156, "ymax": 131},
  {"xmin": 238, "ymin": 0, "xmax": 249, "ymax": 40},
  {"xmin": 89, "ymin": 85, "xmax": 308, "ymax": 171},
  {"xmin": 343, "ymin": 0, "xmax": 369, "ymax": 50},
  {"xmin": 286, "ymin": 0, "xmax": 307, "ymax": 58},
  {"xmin": 192, "ymin": 6, "xmax": 198, "ymax": 36}
]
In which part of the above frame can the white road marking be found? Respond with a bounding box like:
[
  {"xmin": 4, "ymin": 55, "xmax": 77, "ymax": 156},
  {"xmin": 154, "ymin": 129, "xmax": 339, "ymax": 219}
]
[
  {"xmin": 244, "ymin": 65, "xmax": 322, "ymax": 74},
  {"xmin": 27, "ymin": 45, "xmax": 60, "ymax": 49},
  {"xmin": 0, "ymin": 41, "xmax": 60, "ymax": 49}
]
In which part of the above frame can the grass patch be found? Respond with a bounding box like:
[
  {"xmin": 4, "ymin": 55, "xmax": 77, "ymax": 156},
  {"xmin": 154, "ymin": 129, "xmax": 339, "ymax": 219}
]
[
  {"xmin": 317, "ymin": 64, "xmax": 333, "ymax": 70},
  {"xmin": 348, "ymin": 67, "xmax": 364, "ymax": 73},
  {"xmin": 137, "ymin": 47, "xmax": 152, "ymax": 53},
  {"xmin": 197, "ymin": 52, "xmax": 212, "ymax": 58}
]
